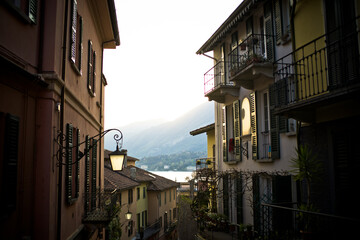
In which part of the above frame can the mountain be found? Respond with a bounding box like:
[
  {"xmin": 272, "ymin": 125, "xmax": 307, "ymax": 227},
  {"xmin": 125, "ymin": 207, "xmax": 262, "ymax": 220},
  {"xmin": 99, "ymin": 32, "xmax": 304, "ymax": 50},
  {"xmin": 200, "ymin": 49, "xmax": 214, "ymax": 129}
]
[{"xmin": 104, "ymin": 102, "xmax": 214, "ymax": 158}]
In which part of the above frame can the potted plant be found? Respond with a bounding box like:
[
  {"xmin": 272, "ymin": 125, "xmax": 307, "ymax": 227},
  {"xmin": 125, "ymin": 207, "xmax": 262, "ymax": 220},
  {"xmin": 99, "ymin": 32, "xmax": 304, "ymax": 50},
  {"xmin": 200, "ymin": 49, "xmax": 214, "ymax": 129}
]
[{"xmin": 291, "ymin": 144, "xmax": 322, "ymax": 238}]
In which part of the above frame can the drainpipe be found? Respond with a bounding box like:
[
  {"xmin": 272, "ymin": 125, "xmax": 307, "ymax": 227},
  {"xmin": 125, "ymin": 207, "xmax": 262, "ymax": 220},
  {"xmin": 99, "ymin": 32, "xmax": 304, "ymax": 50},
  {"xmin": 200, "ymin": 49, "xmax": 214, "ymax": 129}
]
[
  {"xmin": 57, "ymin": 0, "xmax": 69, "ymax": 239},
  {"xmin": 201, "ymin": 52, "xmax": 218, "ymax": 62},
  {"xmin": 99, "ymin": 40, "xmax": 115, "ymax": 190}
]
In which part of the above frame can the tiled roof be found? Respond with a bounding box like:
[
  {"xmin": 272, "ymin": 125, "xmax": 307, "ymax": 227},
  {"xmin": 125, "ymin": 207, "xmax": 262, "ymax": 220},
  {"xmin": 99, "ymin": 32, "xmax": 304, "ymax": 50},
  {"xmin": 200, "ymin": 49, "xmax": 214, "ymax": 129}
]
[{"xmin": 104, "ymin": 166, "xmax": 139, "ymax": 191}]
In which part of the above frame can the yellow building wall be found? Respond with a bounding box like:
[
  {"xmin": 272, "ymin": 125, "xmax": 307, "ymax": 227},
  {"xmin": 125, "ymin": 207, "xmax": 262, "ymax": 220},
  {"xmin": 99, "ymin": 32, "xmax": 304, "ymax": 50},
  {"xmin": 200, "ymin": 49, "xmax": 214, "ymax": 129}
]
[
  {"xmin": 294, "ymin": 0, "xmax": 327, "ymax": 100},
  {"xmin": 136, "ymin": 183, "xmax": 148, "ymax": 231},
  {"xmin": 207, "ymin": 129, "xmax": 215, "ymax": 159}
]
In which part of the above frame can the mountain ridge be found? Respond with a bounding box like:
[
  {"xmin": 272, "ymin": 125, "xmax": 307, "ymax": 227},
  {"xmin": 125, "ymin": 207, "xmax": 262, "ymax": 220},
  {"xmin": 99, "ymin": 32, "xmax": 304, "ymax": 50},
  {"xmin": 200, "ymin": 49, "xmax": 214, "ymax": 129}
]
[{"xmin": 104, "ymin": 102, "xmax": 214, "ymax": 158}]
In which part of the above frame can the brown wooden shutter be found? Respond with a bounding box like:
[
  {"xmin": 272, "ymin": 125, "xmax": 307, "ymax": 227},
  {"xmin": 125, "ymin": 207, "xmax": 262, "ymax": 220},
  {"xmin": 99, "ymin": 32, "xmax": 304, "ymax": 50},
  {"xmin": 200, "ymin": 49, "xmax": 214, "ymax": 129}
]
[
  {"xmin": 78, "ymin": 16, "xmax": 83, "ymax": 72},
  {"xmin": 264, "ymin": 1, "xmax": 274, "ymax": 61},
  {"xmin": 92, "ymin": 51, "xmax": 96, "ymax": 94},
  {"xmin": 250, "ymin": 92, "xmax": 258, "ymax": 160},
  {"xmin": 75, "ymin": 128, "xmax": 80, "ymax": 198}
]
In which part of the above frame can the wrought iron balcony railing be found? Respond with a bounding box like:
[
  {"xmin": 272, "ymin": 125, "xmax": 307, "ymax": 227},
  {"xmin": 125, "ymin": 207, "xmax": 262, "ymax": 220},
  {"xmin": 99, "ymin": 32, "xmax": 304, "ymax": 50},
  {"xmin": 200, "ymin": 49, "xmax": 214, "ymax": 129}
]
[
  {"xmin": 228, "ymin": 33, "xmax": 274, "ymax": 78},
  {"xmin": 272, "ymin": 17, "xmax": 360, "ymax": 109},
  {"xmin": 83, "ymin": 189, "xmax": 119, "ymax": 226},
  {"xmin": 195, "ymin": 157, "xmax": 215, "ymax": 171},
  {"xmin": 204, "ymin": 61, "xmax": 233, "ymax": 95},
  {"xmin": 260, "ymin": 202, "xmax": 359, "ymax": 239}
]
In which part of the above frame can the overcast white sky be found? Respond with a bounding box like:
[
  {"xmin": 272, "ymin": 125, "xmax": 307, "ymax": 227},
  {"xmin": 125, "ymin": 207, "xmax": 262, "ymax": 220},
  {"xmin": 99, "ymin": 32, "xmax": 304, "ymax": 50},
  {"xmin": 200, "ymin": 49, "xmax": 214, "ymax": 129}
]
[{"xmin": 103, "ymin": 0, "xmax": 241, "ymax": 128}]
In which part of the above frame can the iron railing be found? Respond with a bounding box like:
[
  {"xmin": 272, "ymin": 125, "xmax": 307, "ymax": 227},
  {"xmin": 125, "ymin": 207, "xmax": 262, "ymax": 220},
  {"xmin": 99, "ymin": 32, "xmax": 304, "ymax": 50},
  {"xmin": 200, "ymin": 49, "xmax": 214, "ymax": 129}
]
[
  {"xmin": 204, "ymin": 61, "xmax": 233, "ymax": 95},
  {"xmin": 272, "ymin": 17, "xmax": 360, "ymax": 108},
  {"xmin": 260, "ymin": 203, "xmax": 360, "ymax": 239},
  {"xmin": 228, "ymin": 33, "xmax": 274, "ymax": 77},
  {"xmin": 195, "ymin": 157, "xmax": 215, "ymax": 171},
  {"xmin": 83, "ymin": 189, "xmax": 119, "ymax": 225}
]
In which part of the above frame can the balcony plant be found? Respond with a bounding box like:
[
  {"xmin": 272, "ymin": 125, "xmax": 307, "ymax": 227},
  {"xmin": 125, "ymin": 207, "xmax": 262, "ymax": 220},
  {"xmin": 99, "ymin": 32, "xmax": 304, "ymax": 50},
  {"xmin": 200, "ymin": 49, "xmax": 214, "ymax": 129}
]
[{"xmin": 291, "ymin": 144, "xmax": 322, "ymax": 237}]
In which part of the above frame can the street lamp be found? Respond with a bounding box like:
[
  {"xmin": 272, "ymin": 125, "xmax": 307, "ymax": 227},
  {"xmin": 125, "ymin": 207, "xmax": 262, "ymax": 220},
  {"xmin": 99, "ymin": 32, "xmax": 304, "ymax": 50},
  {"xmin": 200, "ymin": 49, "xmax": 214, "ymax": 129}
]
[
  {"xmin": 125, "ymin": 210, "xmax": 132, "ymax": 220},
  {"xmin": 56, "ymin": 128, "xmax": 124, "ymax": 166},
  {"xmin": 109, "ymin": 148, "xmax": 127, "ymax": 171}
]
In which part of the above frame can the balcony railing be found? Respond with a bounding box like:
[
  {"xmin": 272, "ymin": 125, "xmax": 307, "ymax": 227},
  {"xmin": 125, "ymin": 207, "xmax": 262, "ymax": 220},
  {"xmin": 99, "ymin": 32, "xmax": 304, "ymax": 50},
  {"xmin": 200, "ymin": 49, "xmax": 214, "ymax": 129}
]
[
  {"xmin": 83, "ymin": 189, "xmax": 119, "ymax": 226},
  {"xmin": 204, "ymin": 61, "xmax": 233, "ymax": 95},
  {"xmin": 272, "ymin": 18, "xmax": 360, "ymax": 109},
  {"xmin": 195, "ymin": 157, "xmax": 215, "ymax": 171},
  {"xmin": 228, "ymin": 33, "xmax": 274, "ymax": 78},
  {"xmin": 137, "ymin": 219, "xmax": 161, "ymax": 240},
  {"xmin": 260, "ymin": 203, "xmax": 359, "ymax": 239}
]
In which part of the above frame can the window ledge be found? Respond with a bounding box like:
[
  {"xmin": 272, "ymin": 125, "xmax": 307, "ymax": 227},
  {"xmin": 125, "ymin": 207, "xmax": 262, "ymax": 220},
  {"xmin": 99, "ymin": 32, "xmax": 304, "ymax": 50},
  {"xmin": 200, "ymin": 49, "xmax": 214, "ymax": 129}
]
[
  {"xmin": 256, "ymin": 158, "xmax": 273, "ymax": 163},
  {"xmin": 70, "ymin": 61, "xmax": 82, "ymax": 76},
  {"xmin": 285, "ymin": 131, "xmax": 296, "ymax": 137}
]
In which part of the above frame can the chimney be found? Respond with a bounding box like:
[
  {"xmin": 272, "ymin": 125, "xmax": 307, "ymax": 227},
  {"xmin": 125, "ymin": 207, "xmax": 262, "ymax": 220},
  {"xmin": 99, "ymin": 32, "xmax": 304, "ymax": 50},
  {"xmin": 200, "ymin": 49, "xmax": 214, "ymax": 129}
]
[{"xmin": 130, "ymin": 167, "xmax": 136, "ymax": 179}]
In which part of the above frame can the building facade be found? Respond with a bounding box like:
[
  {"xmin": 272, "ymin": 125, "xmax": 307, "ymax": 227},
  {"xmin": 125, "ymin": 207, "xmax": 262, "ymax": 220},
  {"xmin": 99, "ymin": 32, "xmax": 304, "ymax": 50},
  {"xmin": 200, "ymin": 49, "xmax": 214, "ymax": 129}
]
[
  {"xmin": 270, "ymin": 0, "xmax": 360, "ymax": 234},
  {"xmin": 0, "ymin": 0, "xmax": 120, "ymax": 239},
  {"xmin": 197, "ymin": 0, "xmax": 297, "ymax": 233}
]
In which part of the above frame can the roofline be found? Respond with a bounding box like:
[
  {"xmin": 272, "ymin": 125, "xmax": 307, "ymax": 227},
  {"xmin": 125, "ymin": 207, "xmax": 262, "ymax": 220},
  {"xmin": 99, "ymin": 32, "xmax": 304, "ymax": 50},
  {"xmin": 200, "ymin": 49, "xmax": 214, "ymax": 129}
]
[
  {"xmin": 196, "ymin": 0, "xmax": 262, "ymax": 54},
  {"xmin": 107, "ymin": 0, "xmax": 120, "ymax": 46},
  {"xmin": 190, "ymin": 123, "xmax": 215, "ymax": 136}
]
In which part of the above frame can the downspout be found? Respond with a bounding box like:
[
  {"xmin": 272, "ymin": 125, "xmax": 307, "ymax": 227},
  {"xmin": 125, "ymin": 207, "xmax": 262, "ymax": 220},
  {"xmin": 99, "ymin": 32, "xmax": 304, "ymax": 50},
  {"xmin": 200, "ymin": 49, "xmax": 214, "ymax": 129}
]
[
  {"xmin": 99, "ymin": 39, "xmax": 115, "ymax": 189},
  {"xmin": 201, "ymin": 52, "xmax": 218, "ymax": 62},
  {"xmin": 58, "ymin": 0, "xmax": 69, "ymax": 239}
]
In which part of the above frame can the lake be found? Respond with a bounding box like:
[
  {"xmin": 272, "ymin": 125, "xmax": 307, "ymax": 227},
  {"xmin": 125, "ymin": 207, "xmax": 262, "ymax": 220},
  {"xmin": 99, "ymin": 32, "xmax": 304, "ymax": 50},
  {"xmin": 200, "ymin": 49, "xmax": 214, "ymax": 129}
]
[{"xmin": 150, "ymin": 171, "xmax": 194, "ymax": 182}]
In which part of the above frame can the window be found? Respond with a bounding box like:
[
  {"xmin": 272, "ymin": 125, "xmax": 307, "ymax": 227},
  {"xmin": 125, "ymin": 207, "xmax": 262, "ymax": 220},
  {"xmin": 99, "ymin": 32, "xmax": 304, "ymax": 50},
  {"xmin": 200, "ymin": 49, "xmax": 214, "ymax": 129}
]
[
  {"xmin": 70, "ymin": 0, "xmax": 83, "ymax": 74},
  {"xmin": 233, "ymin": 100, "xmax": 241, "ymax": 161},
  {"xmin": 137, "ymin": 213, "xmax": 140, "ymax": 232},
  {"xmin": 85, "ymin": 135, "xmax": 97, "ymax": 210},
  {"xmin": 173, "ymin": 208, "xmax": 177, "ymax": 220},
  {"xmin": 128, "ymin": 189, "xmax": 133, "ymax": 204},
  {"xmin": 128, "ymin": 220, "xmax": 133, "ymax": 237},
  {"xmin": 4, "ymin": 0, "xmax": 37, "ymax": 23},
  {"xmin": 143, "ymin": 187, "xmax": 146, "ymax": 198},
  {"xmin": 66, "ymin": 124, "xmax": 80, "ymax": 205},
  {"xmin": 158, "ymin": 193, "xmax": 161, "ymax": 206},
  {"xmin": 87, "ymin": 40, "xmax": 96, "ymax": 96},
  {"xmin": 222, "ymin": 105, "xmax": 227, "ymax": 161},
  {"xmin": 0, "ymin": 113, "xmax": 19, "ymax": 215},
  {"xmin": 137, "ymin": 187, "xmax": 140, "ymax": 200},
  {"xmin": 169, "ymin": 189, "xmax": 171, "ymax": 202},
  {"xmin": 164, "ymin": 191, "xmax": 167, "ymax": 204}
]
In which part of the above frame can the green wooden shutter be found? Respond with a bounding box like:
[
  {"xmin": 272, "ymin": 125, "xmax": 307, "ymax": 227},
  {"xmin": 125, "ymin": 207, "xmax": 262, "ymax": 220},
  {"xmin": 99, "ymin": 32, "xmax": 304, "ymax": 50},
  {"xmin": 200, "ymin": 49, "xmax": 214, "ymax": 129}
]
[
  {"xmin": 269, "ymin": 85, "xmax": 280, "ymax": 159},
  {"xmin": 70, "ymin": 0, "xmax": 77, "ymax": 63},
  {"xmin": 223, "ymin": 175, "xmax": 229, "ymax": 217},
  {"xmin": 250, "ymin": 92, "xmax": 258, "ymax": 160},
  {"xmin": 75, "ymin": 128, "xmax": 80, "ymax": 198},
  {"xmin": 264, "ymin": 1, "xmax": 274, "ymax": 61},
  {"xmin": 65, "ymin": 124, "xmax": 73, "ymax": 203},
  {"xmin": 252, "ymin": 175, "xmax": 260, "ymax": 232},
  {"xmin": 91, "ymin": 139, "xmax": 97, "ymax": 210},
  {"xmin": 274, "ymin": 0, "xmax": 283, "ymax": 43},
  {"xmin": 92, "ymin": 51, "xmax": 96, "ymax": 93},
  {"xmin": 28, "ymin": 0, "xmax": 37, "ymax": 24},
  {"xmin": 85, "ymin": 135, "xmax": 90, "ymax": 212},
  {"xmin": 222, "ymin": 106, "xmax": 227, "ymax": 162},
  {"xmin": 3, "ymin": 114, "xmax": 19, "ymax": 211},
  {"xmin": 88, "ymin": 40, "xmax": 93, "ymax": 91},
  {"xmin": 233, "ymin": 100, "xmax": 241, "ymax": 161},
  {"xmin": 236, "ymin": 173, "xmax": 243, "ymax": 224}
]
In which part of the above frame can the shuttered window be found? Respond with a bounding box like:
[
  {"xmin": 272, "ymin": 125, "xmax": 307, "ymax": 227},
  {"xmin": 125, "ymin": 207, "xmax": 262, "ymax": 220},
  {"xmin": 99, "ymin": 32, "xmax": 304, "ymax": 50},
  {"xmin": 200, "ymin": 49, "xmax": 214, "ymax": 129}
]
[
  {"xmin": 4, "ymin": 0, "xmax": 37, "ymax": 23},
  {"xmin": 222, "ymin": 106, "xmax": 228, "ymax": 161},
  {"xmin": 264, "ymin": 1, "xmax": 274, "ymax": 61},
  {"xmin": 87, "ymin": 40, "xmax": 96, "ymax": 96},
  {"xmin": 233, "ymin": 100, "xmax": 241, "ymax": 161},
  {"xmin": 65, "ymin": 124, "xmax": 80, "ymax": 204},
  {"xmin": 269, "ymin": 85, "xmax": 280, "ymax": 159},
  {"xmin": 250, "ymin": 92, "xmax": 258, "ymax": 160},
  {"xmin": 85, "ymin": 136, "xmax": 97, "ymax": 211},
  {"xmin": 236, "ymin": 173, "xmax": 243, "ymax": 224},
  {"xmin": 0, "ymin": 113, "xmax": 19, "ymax": 214},
  {"xmin": 274, "ymin": 0, "xmax": 283, "ymax": 43},
  {"xmin": 70, "ymin": 0, "xmax": 83, "ymax": 74}
]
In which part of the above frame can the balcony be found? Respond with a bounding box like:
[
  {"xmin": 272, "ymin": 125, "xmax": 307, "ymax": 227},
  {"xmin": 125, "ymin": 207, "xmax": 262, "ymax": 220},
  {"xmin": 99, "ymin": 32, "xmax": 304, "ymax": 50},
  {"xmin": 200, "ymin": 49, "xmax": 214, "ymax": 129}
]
[
  {"xmin": 228, "ymin": 34, "xmax": 274, "ymax": 90},
  {"xmin": 204, "ymin": 61, "xmax": 239, "ymax": 103},
  {"xmin": 271, "ymin": 20, "xmax": 360, "ymax": 122},
  {"xmin": 136, "ymin": 219, "xmax": 161, "ymax": 240},
  {"xmin": 83, "ymin": 189, "xmax": 119, "ymax": 227}
]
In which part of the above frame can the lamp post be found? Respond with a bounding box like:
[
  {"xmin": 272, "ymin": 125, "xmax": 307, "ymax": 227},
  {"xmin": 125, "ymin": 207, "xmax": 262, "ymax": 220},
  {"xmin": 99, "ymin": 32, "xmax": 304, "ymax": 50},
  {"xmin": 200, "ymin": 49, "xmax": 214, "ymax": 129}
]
[{"xmin": 56, "ymin": 128, "xmax": 124, "ymax": 166}]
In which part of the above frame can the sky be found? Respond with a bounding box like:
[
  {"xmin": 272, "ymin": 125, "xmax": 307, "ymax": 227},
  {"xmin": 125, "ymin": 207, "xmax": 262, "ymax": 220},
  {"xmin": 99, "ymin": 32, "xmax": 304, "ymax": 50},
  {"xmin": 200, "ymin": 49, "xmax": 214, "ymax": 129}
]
[{"xmin": 103, "ymin": 0, "xmax": 241, "ymax": 129}]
